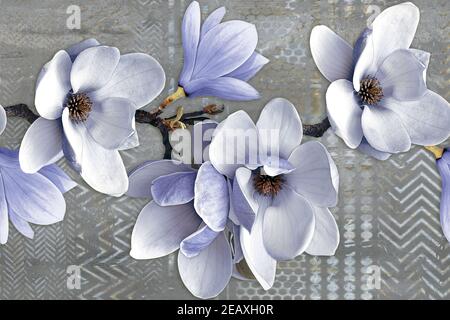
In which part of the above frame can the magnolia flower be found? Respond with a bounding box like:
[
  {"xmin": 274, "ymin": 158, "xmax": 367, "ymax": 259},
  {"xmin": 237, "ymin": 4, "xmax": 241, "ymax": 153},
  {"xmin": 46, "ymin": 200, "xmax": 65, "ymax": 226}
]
[
  {"xmin": 128, "ymin": 121, "xmax": 236, "ymax": 299},
  {"xmin": 0, "ymin": 105, "xmax": 76, "ymax": 244},
  {"xmin": 209, "ymin": 98, "xmax": 340, "ymax": 289},
  {"xmin": 426, "ymin": 146, "xmax": 450, "ymax": 243},
  {"xmin": 19, "ymin": 39, "xmax": 166, "ymax": 196},
  {"xmin": 175, "ymin": 1, "xmax": 268, "ymax": 101},
  {"xmin": 310, "ymin": 2, "xmax": 450, "ymax": 160}
]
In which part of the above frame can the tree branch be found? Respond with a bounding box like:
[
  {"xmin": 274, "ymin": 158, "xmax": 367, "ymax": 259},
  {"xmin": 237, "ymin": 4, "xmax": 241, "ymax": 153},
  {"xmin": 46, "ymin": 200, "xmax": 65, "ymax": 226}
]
[{"xmin": 303, "ymin": 117, "xmax": 330, "ymax": 137}]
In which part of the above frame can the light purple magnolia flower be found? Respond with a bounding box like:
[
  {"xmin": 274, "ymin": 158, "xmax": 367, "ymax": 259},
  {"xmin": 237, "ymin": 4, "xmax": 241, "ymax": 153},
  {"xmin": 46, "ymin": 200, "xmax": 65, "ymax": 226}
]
[
  {"xmin": 0, "ymin": 105, "xmax": 76, "ymax": 244},
  {"xmin": 19, "ymin": 39, "xmax": 166, "ymax": 196},
  {"xmin": 128, "ymin": 122, "xmax": 237, "ymax": 299},
  {"xmin": 431, "ymin": 148, "xmax": 450, "ymax": 243},
  {"xmin": 177, "ymin": 1, "xmax": 268, "ymax": 101},
  {"xmin": 310, "ymin": 2, "xmax": 450, "ymax": 160},
  {"xmin": 209, "ymin": 98, "xmax": 340, "ymax": 289}
]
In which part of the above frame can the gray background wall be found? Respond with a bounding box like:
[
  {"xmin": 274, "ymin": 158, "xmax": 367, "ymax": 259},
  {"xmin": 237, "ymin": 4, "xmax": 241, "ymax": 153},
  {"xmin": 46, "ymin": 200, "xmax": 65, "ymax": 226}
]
[{"xmin": 0, "ymin": 0, "xmax": 448, "ymax": 299}]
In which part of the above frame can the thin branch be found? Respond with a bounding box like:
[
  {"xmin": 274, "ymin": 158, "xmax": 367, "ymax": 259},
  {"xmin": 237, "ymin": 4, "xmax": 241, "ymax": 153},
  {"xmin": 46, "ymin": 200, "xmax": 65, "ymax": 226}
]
[
  {"xmin": 4, "ymin": 104, "xmax": 39, "ymax": 123},
  {"xmin": 303, "ymin": 117, "xmax": 330, "ymax": 137}
]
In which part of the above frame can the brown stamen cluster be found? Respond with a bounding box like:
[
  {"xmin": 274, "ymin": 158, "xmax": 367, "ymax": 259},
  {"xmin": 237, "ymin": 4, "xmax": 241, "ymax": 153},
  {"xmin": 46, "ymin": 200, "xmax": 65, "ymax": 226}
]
[
  {"xmin": 67, "ymin": 92, "xmax": 92, "ymax": 122},
  {"xmin": 359, "ymin": 77, "xmax": 383, "ymax": 105},
  {"xmin": 253, "ymin": 174, "xmax": 285, "ymax": 197}
]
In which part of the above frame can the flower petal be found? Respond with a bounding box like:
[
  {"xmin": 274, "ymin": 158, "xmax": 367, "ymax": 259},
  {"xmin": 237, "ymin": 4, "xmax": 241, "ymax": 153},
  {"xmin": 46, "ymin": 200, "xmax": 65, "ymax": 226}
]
[
  {"xmin": 263, "ymin": 188, "xmax": 315, "ymax": 260},
  {"xmin": 178, "ymin": 232, "xmax": 232, "ymax": 299},
  {"xmin": 180, "ymin": 224, "xmax": 219, "ymax": 258},
  {"xmin": 85, "ymin": 97, "xmax": 135, "ymax": 150},
  {"xmin": 286, "ymin": 141, "xmax": 338, "ymax": 207},
  {"xmin": 9, "ymin": 211, "xmax": 34, "ymax": 240},
  {"xmin": 226, "ymin": 52, "xmax": 269, "ymax": 81},
  {"xmin": 35, "ymin": 50, "xmax": 72, "ymax": 120},
  {"xmin": 62, "ymin": 108, "xmax": 128, "ymax": 196},
  {"xmin": 179, "ymin": 1, "xmax": 201, "ymax": 86},
  {"xmin": 2, "ymin": 169, "xmax": 66, "ymax": 225},
  {"xmin": 0, "ymin": 148, "xmax": 20, "ymax": 169},
  {"xmin": 191, "ymin": 120, "xmax": 218, "ymax": 165},
  {"xmin": 0, "ymin": 105, "xmax": 7, "ymax": 136},
  {"xmin": 70, "ymin": 46, "xmax": 120, "ymax": 93},
  {"xmin": 66, "ymin": 38, "xmax": 100, "ymax": 61},
  {"xmin": 326, "ymin": 79, "xmax": 363, "ymax": 149},
  {"xmin": 127, "ymin": 160, "xmax": 194, "ymax": 198},
  {"xmin": 130, "ymin": 201, "xmax": 201, "ymax": 260},
  {"xmin": 376, "ymin": 49, "xmax": 426, "ymax": 101},
  {"xmin": 151, "ymin": 171, "xmax": 197, "ymax": 206},
  {"xmin": 184, "ymin": 77, "xmax": 260, "ymax": 101},
  {"xmin": 257, "ymin": 98, "xmax": 303, "ymax": 160},
  {"xmin": 262, "ymin": 158, "xmax": 296, "ymax": 177},
  {"xmin": 357, "ymin": 138, "xmax": 391, "ymax": 161},
  {"xmin": 192, "ymin": 21, "xmax": 258, "ymax": 80},
  {"xmin": 381, "ymin": 90, "xmax": 450, "ymax": 146},
  {"xmin": 194, "ymin": 162, "xmax": 229, "ymax": 232},
  {"xmin": 233, "ymin": 167, "xmax": 258, "ymax": 231},
  {"xmin": 310, "ymin": 25, "xmax": 354, "ymax": 82},
  {"xmin": 306, "ymin": 207, "xmax": 340, "ymax": 256},
  {"xmin": 437, "ymin": 154, "xmax": 450, "ymax": 243},
  {"xmin": 38, "ymin": 164, "xmax": 77, "ymax": 194},
  {"xmin": 19, "ymin": 117, "xmax": 64, "ymax": 174},
  {"xmin": 209, "ymin": 110, "xmax": 258, "ymax": 178},
  {"xmin": 353, "ymin": 2, "xmax": 420, "ymax": 90},
  {"xmin": 0, "ymin": 174, "xmax": 8, "ymax": 244},
  {"xmin": 361, "ymin": 105, "xmax": 411, "ymax": 154},
  {"xmin": 240, "ymin": 197, "xmax": 276, "ymax": 290},
  {"xmin": 201, "ymin": 6, "xmax": 226, "ymax": 38},
  {"xmin": 90, "ymin": 53, "xmax": 166, "ymax": 110}
]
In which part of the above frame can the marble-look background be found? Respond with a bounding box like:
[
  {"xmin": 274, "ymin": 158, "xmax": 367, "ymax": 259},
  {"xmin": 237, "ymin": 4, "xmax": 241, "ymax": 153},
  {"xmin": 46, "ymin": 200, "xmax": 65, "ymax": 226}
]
[{"xmin": 0, "ymin": 0, "xmax": 448, "ymax": 300}]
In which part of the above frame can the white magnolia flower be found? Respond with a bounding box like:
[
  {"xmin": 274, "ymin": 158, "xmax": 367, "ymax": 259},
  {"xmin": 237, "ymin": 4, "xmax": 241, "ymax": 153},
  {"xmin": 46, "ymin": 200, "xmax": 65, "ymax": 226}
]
[
  {"xmin": 310, "ymin": 2, "xmax": 450, "ymax": 160},
  {"xmin": 209, "ymin": 98, "xmax": 340, "ymax": 289},
  {"xmin": 19, "ymin": 39, "xmax": 166, "ymax": 196}
]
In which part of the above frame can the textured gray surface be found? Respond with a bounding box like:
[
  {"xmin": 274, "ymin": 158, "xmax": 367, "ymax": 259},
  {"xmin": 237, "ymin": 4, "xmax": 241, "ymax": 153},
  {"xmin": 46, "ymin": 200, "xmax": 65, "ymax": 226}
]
[{"xmin": 0, "ymin": 0, "xmax": 449, "ymax": 300}]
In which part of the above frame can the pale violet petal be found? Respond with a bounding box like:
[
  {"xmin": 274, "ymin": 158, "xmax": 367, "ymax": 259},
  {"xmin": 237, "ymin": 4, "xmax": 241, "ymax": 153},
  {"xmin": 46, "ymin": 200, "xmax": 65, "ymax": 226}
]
[
  {"xmin": 192, "ymin": 21, "xmax": 258, "ymax": 80},
  {"xmin": 286, "ymin": 141, "xmax": 338, "ymax": 207},
  {"xmin": 2, "ymin": 169, "xmax": 66, "ymax": 225},
  {"xmin": 263, "ymin": 188, "xmax": 315, "ymax": 260},
  {"xmin": 326, "ymin": 79, "xmax": 363, "ymax": 149},
  {"xmin": 262, "ymin": 158, "xmax": 296, "ymax": 177},
  {"xmin": 9, "ymin": 211, "xmax": 34, "ymax": 240},
  {"xmin": 361, "ymin": 105, "xmax": 411, "ymax": 154},
  {"xmin": 62, "ymin": 108, "xmax": 128, "ymax": 197},
  {"xmin": 179, "ymin": 1, "xmax": 201, "ymax": 86},
  {"xmin": 305, "ymin": 207, "xmax": 340, "ymax": 256},
  {"xmin": 240, "ymin": 197, "xmax": 276, "ymax": 290},
  {"xmin": 85, "ymin": 97, "xmax": 135, "ymax": 150},
  {"xmin": 358, "ymin": 138, "xmax": 391, "ymax": 161},
  {"xmin": 194, "ymin": 162, "xmax": 229, "ymax": 232},
  {"xmin": 233, "ymin": 167, "xmax": 258, "ymax": 231},
  {"xmin": 130, "ymin": 201, "xmax": 201, "ymax": 260},
  {"xmin": 35, "ymin": 50, "xmax": 72, "ymax": 120},
  {"xmin": 437, "ymin": 154, "xmax": 450, "ymax": 243},
  {"xmin": 66, "ymin": 38, "xmax": 100, "ymax": 61},
  {"xmin": 0, "ymin": 148, "xmax": 20, "ymax": 169},
  {"xmin": 201, "ymin": 6, "xmax": 226, "ymax": 38},
  {"xmin": 209, "ymin": 110, "xmax": 258, "ymax": 178},
  {"xmin": 256, "ymin": 98, "xmax": 303, "ymax": 160},
  {"xmin": 381, "ymin": 90, "xmax": 450, "ymax": 146},
  {"xmin": 226, "ymin": 52, "xmax": 269, "ymax": 81},
  {"xmin": 127, "ymin": 160, "xmax": 194, "ymax": 198},
  {"xmin": 0, "ymin": 174, "xmax": 8, "ymax": 244},
  {"xmin": 19, "ymin": 117, "xmax": 64, "ymax": 174},
  {"xmin": 310, "ymin": 25, "xmax": 354, "ymax": 82},
  {"xmin": 39, "ymin": 164, "xmax": 77, "ymax": 194},
  {"xmin": 191, "ymin": 120, "xmax": 218, "ymax": 165},
  {"xmin": 151, "ymin": 171, "xmax": 197, "ymax": 206},
  {"xmin": 184, "ymin": 77, "xmax": 260, "ymax": 101},
  {"xmin": 376, "ymin": 49, "xmax": 426, "ymax": 101},
  {"xmin": 0, "ymin": 105, "xmax": 6, "ymax": 136},
  {"xmin": 178, "ymin": 232, "xmax": 232, "ymax": 299},
  {"xmin": 180, "ymin": 224, "xmax": 219, "ymax": 258},
  {"xmin": 70, "ymin": 46, "xmax": 120, "ymax": 93},
  {"xmin": 90, "ymin": 53, "xmax": 166, "ymax": 110}
]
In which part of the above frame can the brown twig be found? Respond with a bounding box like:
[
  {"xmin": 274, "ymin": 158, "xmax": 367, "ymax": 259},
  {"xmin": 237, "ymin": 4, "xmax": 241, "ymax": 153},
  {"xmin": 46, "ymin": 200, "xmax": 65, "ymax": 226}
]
[{"xmin": 4, "ymin": 104, "xmax": 330, "ymax": 159}]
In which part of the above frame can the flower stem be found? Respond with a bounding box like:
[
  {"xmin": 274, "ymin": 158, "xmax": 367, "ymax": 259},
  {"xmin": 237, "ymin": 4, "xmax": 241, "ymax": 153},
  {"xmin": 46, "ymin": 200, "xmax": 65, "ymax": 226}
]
[
  {"xmin": 154, "ymin": 86, "xmax": 186, "ymax": 114},
  {"xmin": 424, "ymin": 146, "xmax": 444, "ymax": 159}
]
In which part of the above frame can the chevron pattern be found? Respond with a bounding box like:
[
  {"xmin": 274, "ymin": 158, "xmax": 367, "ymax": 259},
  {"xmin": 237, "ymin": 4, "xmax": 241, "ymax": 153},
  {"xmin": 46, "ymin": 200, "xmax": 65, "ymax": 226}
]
[{"xmin": 0, "ymin": 0, "xmax": 449, "ymax": 300}]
